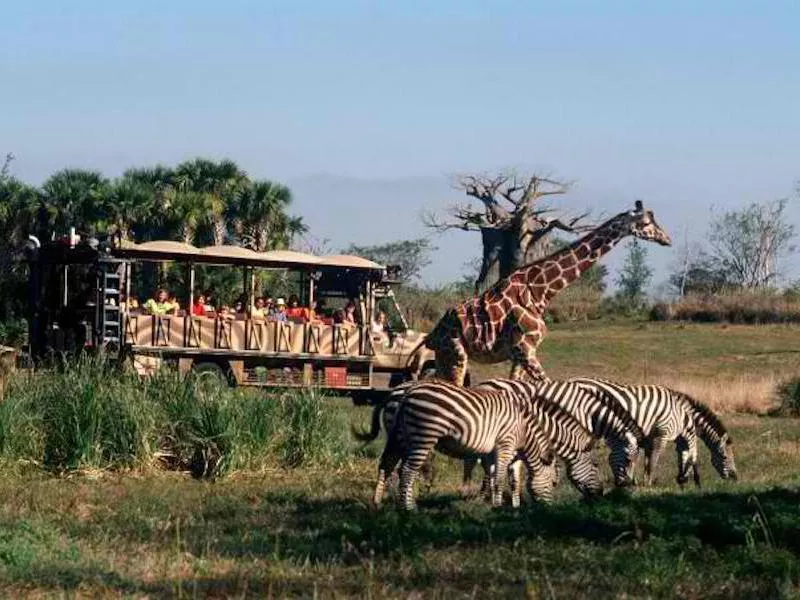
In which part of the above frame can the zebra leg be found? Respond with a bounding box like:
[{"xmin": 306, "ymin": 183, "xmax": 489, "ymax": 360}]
[
  {"xmin": 492, "ymin": 443, "xmax": 516, "ymax": 508},
  {"xmin": 609, "ymin": 443, "xmax": 636, "ymax": 488},
  {"xmin": 398, "ymin": 444, "xmax": 435, "ymax": 511},
  {"xmin": 508, "ymin": 459, "xmax": 524, "ymax": 508},
  {"xmin": 675, "ymin": 435, "xmax": 700, "ymax": 488},
  {"xmin": 480, "ymin": 457, "xmax": 494, "ymax": 500},
  {"xmin": 645, "ymin": 436, "xmax": 667, "ymax": 486},
  {"xmin": 461, "ymin": 457, "xmax": 478, "ymax": 497},
  {"xmin": 374, "ymin": 442, "xmax": 402, "ymax": 507},
  {"xmin": 521, "ymin": 452, "xmax": 556, "ymax": 504}
]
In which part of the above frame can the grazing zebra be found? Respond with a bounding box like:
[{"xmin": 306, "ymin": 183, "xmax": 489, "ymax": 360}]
[
  {"xmin": 355, "ymin": 379, "xmax": 557, "ymax": 510},
  {"xmin": 569, "ymin": 378, "xmax": 737, "ymax": 486},
  {"xmin": 470, "ymin": 379, "xmax": 604, "ymax": 500},
  {"xmin": 666, "ymin": 390, "xmax": 737, "ymax": 485},
  {"xmin": 472, "ymin": 379, "xmax": 646, "ymax": 489},
  {"xmin": 378, "ymin": 381, "xmax": 602, "ymax": 503}
]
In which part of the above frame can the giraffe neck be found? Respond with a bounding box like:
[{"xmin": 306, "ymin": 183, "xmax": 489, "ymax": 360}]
[{"xmin": 534, "ymin": 218, "xmax": 629, "ymax": 304}]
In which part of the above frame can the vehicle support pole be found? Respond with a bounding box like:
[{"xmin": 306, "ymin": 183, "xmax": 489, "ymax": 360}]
[
  {"xmin": 188, "ymin": 265, "xmax": 195, "ymax": 311},
  {"xmin": 249, "ymin": 268, "xmax": 256, "ymax": 310}
]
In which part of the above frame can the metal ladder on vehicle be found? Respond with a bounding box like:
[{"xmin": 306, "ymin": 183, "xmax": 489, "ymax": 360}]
[{"xmin": 96, "ymin": 260, "xmax": 123, "ymax": 353}]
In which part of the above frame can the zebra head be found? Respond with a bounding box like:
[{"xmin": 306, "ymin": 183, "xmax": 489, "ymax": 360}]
[
  {"xmin": 711, "ymin": 434, "xmax": 738, "ymax": 480},
  {"xmin": 566, "ymin": 452, "xmax": 604, "ymax": 500}
]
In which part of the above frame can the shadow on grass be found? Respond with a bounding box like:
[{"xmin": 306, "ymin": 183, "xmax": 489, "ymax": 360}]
[{"xmin": 181, "ymin": 486, "xmax": 800, "ymax": 563}]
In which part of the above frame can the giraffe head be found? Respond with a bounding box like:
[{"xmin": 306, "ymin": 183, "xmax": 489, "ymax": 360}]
[{"xmin": 622, "ymin": 200, "xmax": 672, "ymax": 246}]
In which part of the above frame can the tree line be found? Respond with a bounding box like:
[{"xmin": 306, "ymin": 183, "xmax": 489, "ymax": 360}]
[{"xmin": 0, "ymin": 155, "xmax": 305, "ymax": 323}]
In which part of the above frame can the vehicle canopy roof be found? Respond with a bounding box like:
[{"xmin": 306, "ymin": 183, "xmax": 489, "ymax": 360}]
[{"xmin": 112, "ymin": 240, "xmax": 386, "ymax": 272}]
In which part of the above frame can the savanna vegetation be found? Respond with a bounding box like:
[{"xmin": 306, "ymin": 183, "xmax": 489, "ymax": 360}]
[{"xmin": 0, "ymin": 323, "xmax": 799, "ymax": 597}]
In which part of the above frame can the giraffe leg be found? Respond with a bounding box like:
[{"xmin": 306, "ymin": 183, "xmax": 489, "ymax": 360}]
[
  {"xmin": 509, "ymin": 336, "xmax": 548, "ymax": 382},
  {"xmin": 435, "ymin": 337, "xmax": 469, "ymax": 386}
]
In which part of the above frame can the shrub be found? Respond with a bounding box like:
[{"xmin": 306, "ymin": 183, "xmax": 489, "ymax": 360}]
[
  {"xmin": 652, "ymin": 292, "xmax": 800, "ymax": 324},
  {"xmin": 773, "ymin": 378, "xmax": 800, "ymax": 417}
]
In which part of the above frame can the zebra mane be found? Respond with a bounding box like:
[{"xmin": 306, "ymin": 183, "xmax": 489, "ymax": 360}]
[{"xmin": 673, "ymin": 390, "xmax": 731, "ymax": 444}]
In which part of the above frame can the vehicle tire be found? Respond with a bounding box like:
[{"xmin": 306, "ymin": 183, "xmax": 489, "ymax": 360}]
[{"xmin": 192, "ymin": 361, "xmax": 230, "ymax": 388}]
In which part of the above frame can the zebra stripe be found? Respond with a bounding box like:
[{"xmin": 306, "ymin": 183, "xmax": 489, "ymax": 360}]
[
  {"xmin": 367, "ymin": 379, "xmax": 557, "ymax": 510},
  {"xmin": 666, "ymin": 389, "xmax": 737, "ymax": 483},
  {"xmin": 569, "ymin": 378, "xmax": 702, "ymax": 486},
  {"xmin": 477, "ymin": 379, "xmax": 645, "ymax": 488},
  {"xmin": 474, "ymin": 379, "xmax": 603, "ymax": 499}
]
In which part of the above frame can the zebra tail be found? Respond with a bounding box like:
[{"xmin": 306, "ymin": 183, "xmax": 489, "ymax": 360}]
[{"xmin": 351, "ymin": 403, "xmax": 385, "ymax": 443}]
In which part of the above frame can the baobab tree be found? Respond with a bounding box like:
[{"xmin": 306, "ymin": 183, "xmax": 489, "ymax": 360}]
[{"xmin": 424, "ymin": 171, "xmax": 590, "ymax": 293}]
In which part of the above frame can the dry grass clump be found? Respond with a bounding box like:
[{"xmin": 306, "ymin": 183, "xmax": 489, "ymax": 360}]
[
  {"xmin": 652, "ymin": 292, "xmax": 800, "ymax": 324},
  {"xmin": 547, "ymin": 287, "xmax": 604, "ymax": 323},
  {"xmin": 652, "ymin": 373, "xmax": 781, "ymax": 415}
]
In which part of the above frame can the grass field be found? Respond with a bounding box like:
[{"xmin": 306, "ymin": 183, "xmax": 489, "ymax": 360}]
[{"xmin": 2, "ymin": 322, "xmax": 800, "ymax": 598}]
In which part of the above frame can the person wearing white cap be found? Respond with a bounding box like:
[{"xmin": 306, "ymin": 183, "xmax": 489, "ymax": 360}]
[{"xmin": 270, "ymin": 298, "xmax": 287, "ymax": 322}]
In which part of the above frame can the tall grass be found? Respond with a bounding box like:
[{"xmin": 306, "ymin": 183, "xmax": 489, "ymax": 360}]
[{"xmin": 0, "ymin": 357, "xmax": 354, "ymax": 476}]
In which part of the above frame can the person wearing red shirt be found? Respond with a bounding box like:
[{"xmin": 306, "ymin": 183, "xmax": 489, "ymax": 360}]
[{"xmin": 191, "ymin": 294, "xmax": 207, "ymax": 316}]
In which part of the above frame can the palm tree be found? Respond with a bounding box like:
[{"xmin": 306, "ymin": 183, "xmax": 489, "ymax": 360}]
[
  {"xmin": 232, "ymin": 180, "xmax": 305, "ymax": 252},
  {"xmin": 174, "ymin": 158, "xmax": 247, "ymax": 246},
  {"xmin": 106, "ymin": 177, "xmax": 154, "ymax": 243},
  {"xmin": 0, "ymin": 177, "xmax": 39, "ymax": 247},
  {"xmin": 121, "ymin": 165, "xmax": 177, "ymax": 241},
  {"xmin": 40, "ymin": 169, "xmax": 111, "ymax": 236}
]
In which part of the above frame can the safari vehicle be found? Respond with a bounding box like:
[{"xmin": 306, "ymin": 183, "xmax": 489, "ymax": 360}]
[{"xmin": 21, "ymin": 233, "xmax": 436, "ymax": 399}]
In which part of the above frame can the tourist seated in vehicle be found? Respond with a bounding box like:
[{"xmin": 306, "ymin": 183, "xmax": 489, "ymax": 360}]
[
  {"xmin": 371, "ymin": 310, "xmax": 391, "ymax": 347},
  {"xmin": 332, "ymin": 308, "xmax": 346, "ymax": 325},
  {"xmin": 191, "ymin": 294, "xmax": 207, "ymax": 316},
  {"xmin": 285, "ymin": 294, "xmax": 309, "ymax": 322},
  {"xmin": 250, "ymin": 296, "xmax": 267, "ymax": 319},
  {"xmin": 344, "ymin": 300, "xmax": 358, "ymax": 325},
  {"xmin": 217, "ymin": 305, "xmax": 235, "ymax": 321},
  {"xmin": 202, "ymin": 289, "xmax": 216, "ymax": 313},
  {"xmin": 166, "ymin": 293, "xmax": 181, "ymax": 315},
  {"xmin": 312, "ymin": 299, "xmax": 328, "ymax": 322},
  {"xmin": 144, "ymin": 289, "xmax": 172, "ymax": 315},
  {"xmin": 270, "ymin": 298, "xmax": 288, "ymax": 322},
  {"xmin": 233, "ymin": 298, "xmax": 246, "ymax": 315}
]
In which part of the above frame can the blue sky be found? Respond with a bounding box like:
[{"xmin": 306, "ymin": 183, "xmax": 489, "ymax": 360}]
[{"xmin": 2, "ymin": 1, "xmax": 799, "ymax": 287}]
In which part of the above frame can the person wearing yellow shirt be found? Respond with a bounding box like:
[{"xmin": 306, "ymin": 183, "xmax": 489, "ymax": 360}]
[{"xmin": 144, "ymin": 289, "xmax": 171, "ymax": 315}]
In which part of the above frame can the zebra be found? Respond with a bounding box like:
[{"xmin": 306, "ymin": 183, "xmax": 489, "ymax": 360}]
[
  {"xmin": 681, "ymin": 392, "xmax": 737, "ymax": 484},
  {"xmin": 568, "ymin": 378, "xmax": 737, "ymax": 486},
  {"xmin": 471, "ymin": 378, "xmax": 646, "ymax": 490},
  {"xmin": 378, "ymin": 380, "xmax": 603, "ymax": 503},
  {"xmin": 469, "ymin": 378, "xmax": 605, "ymax": 500},
  {"xmin": 355, "ymin": 379, "xmax": 558, "ymax": 510}
]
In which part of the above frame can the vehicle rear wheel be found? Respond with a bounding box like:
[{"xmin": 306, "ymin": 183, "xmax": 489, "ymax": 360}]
[{"xmin": 192, "ymin": 361, "xmax": 230, "ymax": 388}]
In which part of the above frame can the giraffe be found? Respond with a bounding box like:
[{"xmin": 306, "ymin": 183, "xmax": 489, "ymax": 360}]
[{"xmin": 420, "ymin": 201, "xmax": 671, "ymax": 385}]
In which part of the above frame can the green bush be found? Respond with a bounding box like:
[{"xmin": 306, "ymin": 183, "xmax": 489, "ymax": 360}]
[
  {"xmin": 0, "ymin": 357, "xmax": 354, "ymax": 476},
  {"xmin": 773, "ymin": 378, "xmax": 800, "ymax": 417}
]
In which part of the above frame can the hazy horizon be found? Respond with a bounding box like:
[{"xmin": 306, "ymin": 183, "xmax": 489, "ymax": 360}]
[{"xmin": 3, "ymin": 1, "xmax": 799, "ymax": 288}]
